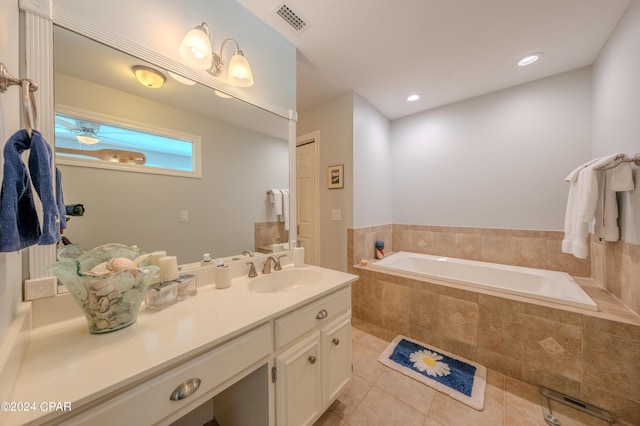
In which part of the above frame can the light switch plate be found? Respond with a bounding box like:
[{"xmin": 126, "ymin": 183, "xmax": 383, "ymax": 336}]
[
  {"xmin": 180, "ymin": 210, "xmax": 189, "ymax": 222},
  {"xmin": 331, "ymin": 209, "xmax": 341, "ymax": 220}
]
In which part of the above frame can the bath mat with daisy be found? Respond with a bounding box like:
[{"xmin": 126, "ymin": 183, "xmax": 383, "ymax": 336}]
[{"xmin": 378, "ymin": 335, "xmax": 487, "ymax": 410}]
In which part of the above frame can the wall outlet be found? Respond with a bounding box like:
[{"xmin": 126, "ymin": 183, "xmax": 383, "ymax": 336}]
[
  {"xmin": 331, "ymin": 209, "xmax": 341, "ymax": 220},
  {"xmin": 180, "ymin": 210, "xmax": 189, "ymax": 222}
]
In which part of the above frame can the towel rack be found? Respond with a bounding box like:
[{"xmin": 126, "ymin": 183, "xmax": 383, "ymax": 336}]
[
  {"xmin": 0, "ymin": 62, "xmax": 38, "ymax": 137},
  {"xmin": 595, "ymin": 153, "xmax": 640, "ymax": 170}
]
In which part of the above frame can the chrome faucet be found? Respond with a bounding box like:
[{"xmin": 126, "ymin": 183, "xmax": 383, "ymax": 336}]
[
  {"xmin": 262, "ymin": 254, "xmax": 287, "ymax": 274},
  {"xmin": 262, "ymin": 256, "xmax": 277, "ymax": 274},
  {"xmin": 242, "ymin": 250, "xmax": 255, "ymax": 257},
  {"xmin": 247, "ymin": 262, "xmax": 257, "ymax": 278}
]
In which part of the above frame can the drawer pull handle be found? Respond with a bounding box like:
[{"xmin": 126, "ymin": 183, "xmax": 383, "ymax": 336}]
[
  {"xmin": 316, "ymin": 309, "xmax": 328, "ymax": 320},
  {"xmin": 332, "ymin": 338, "xmax": 340, "ymax": 346},
  {"xmin": 308, "ymin": 355, "xmax": 317, "ymax": 364},
  {"xmin": 170, "ymin": 378, "xmax": 202, "ymax": 401}
]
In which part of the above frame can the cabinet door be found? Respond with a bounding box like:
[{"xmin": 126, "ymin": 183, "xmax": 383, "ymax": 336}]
[
  {"xmin": 321, "ymin": 311, "xmax": 352, "ymax": 406},
  {"xmin": 275, "ymin": 332, "xmax": 322, "ymax": 426}
]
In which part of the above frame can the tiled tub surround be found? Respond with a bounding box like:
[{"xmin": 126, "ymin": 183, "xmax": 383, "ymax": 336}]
[
  {"xmin": 348, "ymin": 224, "xmax": 640, "ymax": 424},
  {"xmin": 351, "ymin": 267, "xmax": 640, "ymax": 424}
]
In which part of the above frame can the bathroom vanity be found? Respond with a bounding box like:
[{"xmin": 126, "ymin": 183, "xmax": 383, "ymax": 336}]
[{"xmin": 3, "ymin": 264, "xmax": 357, "ymax": 425}]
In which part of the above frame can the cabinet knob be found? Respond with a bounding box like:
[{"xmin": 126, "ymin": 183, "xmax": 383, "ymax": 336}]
[
  {"xmin": 332, "ymin": 338, "xmax": 340, "ymax": 346},
  {"xmin": 315, "ymin": 309, "xmax": 328, "ymax": 320},
  {"xmin": 308, "ymin": 355, "xmax": 317, "ymax": 364},
  {"xmin": 170, "ymin": 378, "xmax": 201, "ymax": 401}
]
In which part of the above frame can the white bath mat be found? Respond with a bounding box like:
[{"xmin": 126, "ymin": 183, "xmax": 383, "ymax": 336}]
[{"xmin": 379, "ymin": 335, "xmax": 487, "ymax": 410}]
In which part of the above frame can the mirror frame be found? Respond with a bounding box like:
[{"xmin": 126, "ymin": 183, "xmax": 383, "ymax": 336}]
[{"xmin": 19, "ymin": 0, "xmax": 298, "ymax": 282}]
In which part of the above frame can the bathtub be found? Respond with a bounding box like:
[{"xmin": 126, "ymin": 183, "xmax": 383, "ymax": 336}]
[{"xmin": 370, "ymin": 251, "xmax": 598, "ymax": 311}]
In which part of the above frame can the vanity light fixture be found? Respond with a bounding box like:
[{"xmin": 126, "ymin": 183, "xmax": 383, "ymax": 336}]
[
  {"xmin": 179, "ymin": 22, "xmax": 254, "ymax": 87},
  {"xmin": 132, "ymin": 65, "xmax": 166, "ymax": 89},
  {"xmin": 214, "ymin": 90, "xmax": 233, "ymax": 99},
  {"xmin": 407, "ymin": 94, "xmax": 420, "ymax": 102},
  {"xmin": 518, "ymin": 52, "xmax": 543, "ymax": 67},
  {"xmin": 167, "ymin": 71, "xmax": 196, "ymax": 86}
]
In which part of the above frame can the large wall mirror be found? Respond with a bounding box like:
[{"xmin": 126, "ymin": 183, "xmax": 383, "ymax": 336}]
[{"xmin": 54, "ymin": 26, "xmax": 290, "ymax": 265}]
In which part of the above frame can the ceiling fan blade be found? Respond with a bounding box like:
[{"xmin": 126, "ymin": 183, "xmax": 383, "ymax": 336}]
[
  {"xmin": 55, "ymin": 147, "xmax": 146, "ymax": 165},
  {"xmin": 55, "ymin": 117, "xmax": 81, "ymax": 130}
]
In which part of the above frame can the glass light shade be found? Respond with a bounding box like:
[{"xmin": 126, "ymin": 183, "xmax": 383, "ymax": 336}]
[
  {"xmin": 132, "ymin": 66, "xmax": 166, "ymax": 89},
  {"xmin": 227, "ymin": 51, "xmax": 254, "ymax": 87},
  {"xmin": 76, "ymin": 135, "xmax": 99, "ymax": 145},
  {"xmin": 179, "ymin": 27, "xmax": 213, "ymax": 69},
  {"xmin": 214, "ymin": 90, "xmax": 233, "ymax": 99},
  {"xmin": 167, "ymin": 71, "xmax": 196, "ymax": 86}
]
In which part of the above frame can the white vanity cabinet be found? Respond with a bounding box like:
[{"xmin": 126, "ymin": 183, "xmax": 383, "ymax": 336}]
[
  {"xmin": 273, "ymin": 287, "xmax": 352, "ymax": 426},
  {"xmin": 54, "ymin": 324, "xmax": 272, "ymax": 426}
]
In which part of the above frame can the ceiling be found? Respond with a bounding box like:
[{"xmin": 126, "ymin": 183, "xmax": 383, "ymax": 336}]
[{"xmin": 235, "ymin": 0, "xmax": 631, "ymax": 119}]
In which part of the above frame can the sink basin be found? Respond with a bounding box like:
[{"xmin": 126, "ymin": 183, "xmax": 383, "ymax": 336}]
[{"xmin": 247, "ymin": 268, "xmax": 324, "ymax": 293}]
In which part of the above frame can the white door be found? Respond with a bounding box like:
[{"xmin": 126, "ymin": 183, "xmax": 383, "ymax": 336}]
[{"xmin": 296, "ymin": 131, "xmax": 318, "ymax": 265}]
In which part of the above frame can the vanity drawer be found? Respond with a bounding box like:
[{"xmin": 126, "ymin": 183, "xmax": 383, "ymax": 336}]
[
  {"xmin": 275, "ymin": 287, "xmax": 351, "ymax": 350},
  {"xmin": 62, "ymin": 323, "xmax": 272, "ymax": 426}
]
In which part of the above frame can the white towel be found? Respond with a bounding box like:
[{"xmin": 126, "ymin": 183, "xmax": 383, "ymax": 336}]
[
  {"xmin": 611, "ymin": 162, "xmax": 635, "ymax": 192},
  {"xmin": 281, "ymin": 188, "xmax": 289, "ymax": 231},
  {"xmin": 562, "ymin": 162, "xmax": 599, "ymax": 259},
  {"xmin": 270, "ymin": 189, "xmax": 282, "ymax": 216},
  {"xmin": 562, "ymin": 153, "xmax": 634, "ymax": 257},
  {"xmin": 592, "ymin": 154, "xmax": 635, "ymax": 242}
]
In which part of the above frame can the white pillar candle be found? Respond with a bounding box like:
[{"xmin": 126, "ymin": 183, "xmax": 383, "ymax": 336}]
[
  {"xmin": 158, "ymin": 256, "xmax": 179, "ymax": 282},
  {"xmin": 149, "ymin": 251, "xmax": 167, "ymax": 266}
]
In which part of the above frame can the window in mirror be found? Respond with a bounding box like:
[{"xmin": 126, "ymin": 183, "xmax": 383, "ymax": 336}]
[{"xmin": 54, "ymin": 107, "xmax": 202, "ymax": 178}]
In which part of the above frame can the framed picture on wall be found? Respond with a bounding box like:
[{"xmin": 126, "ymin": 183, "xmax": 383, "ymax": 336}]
[{"xmin": 328, "ymin": 164, "xmax": 344, "ymax": 189}]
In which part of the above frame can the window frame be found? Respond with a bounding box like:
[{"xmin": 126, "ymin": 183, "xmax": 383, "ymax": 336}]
[{"xmin": 54, "ymin": 104, "xmax": 202, "ymax": 179}]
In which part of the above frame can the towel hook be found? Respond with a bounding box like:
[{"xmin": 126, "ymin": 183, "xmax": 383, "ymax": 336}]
[{"xmin": 0, "ymin": 62, "xmax": 39, "ymax": 138}]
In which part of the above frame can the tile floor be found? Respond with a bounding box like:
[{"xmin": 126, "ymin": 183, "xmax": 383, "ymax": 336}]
[{"xmin": 314, "ymin": 319, "xmax": 621, "ymax": 426}]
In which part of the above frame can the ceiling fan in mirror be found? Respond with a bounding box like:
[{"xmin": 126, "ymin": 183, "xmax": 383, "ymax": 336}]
[
  {"xmin": 55, "ymin": 147, "xmax": 147, "ymax": 164},
  {"xmin": 55, "ymin": 115, "xmax": 147, "ymax": 164}
]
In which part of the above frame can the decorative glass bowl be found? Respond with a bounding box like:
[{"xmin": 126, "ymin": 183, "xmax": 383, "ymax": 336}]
[{"xmin": 50, "ymin": 243, "xmax": 158, "ymax": 334}]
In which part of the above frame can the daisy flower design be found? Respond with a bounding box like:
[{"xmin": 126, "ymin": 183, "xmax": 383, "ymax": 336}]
[{"xmin": 409, "ymin": 349, "xmax": 451, "ymax": 377}]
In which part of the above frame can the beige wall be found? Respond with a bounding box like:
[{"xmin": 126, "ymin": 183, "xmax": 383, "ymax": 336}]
[{"xmin": 297, "ymin": 92, "xmax": 354, "ymax": 272}]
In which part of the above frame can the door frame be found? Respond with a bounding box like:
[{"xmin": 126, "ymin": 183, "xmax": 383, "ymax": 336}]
[{"xmin": 296, "ymin": 130, "xmax": 319, "ymax": 265}]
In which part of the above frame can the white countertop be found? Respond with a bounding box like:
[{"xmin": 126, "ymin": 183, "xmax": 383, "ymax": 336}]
[{"xmin": 6, "ymin": 264, "xmax": 357, "ymax": 425}]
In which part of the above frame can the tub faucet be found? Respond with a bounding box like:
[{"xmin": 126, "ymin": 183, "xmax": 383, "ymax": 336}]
[{"xmin": 243, "ymin": 250, "xmax": 254, "ymax": 257}]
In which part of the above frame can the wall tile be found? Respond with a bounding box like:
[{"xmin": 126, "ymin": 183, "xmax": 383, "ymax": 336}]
[
  {"xmin": 481, "ymin": 235, "xmax": 513, "ymax": 264},
  {"xmin": 435, "ymin": 295, "xmax": 478, "ymax": 346},
  {"xmin": 455, "ymin": 233, "xmax": 483, "ymax": 261},
  {"xmin": 524, "ymin": 316, "xmax": 583, "ymax": 381},
  {"xmin": 511, "ymin": 237, "xmax": 547, "ymax": 269},
  {"xmin": 581, "ymin": 383, "xmax": 640, "ymax": 425},
  {"xmin": 478, "ymin": 303, "xmax": 524, "ymax": 361},
  {"xmin": 582, "ymin": 328, "xmax": 640, "ymax": 402},
  {"xmin": 476, "ymin": 348, "xmax": 523, "ymax": 381}
]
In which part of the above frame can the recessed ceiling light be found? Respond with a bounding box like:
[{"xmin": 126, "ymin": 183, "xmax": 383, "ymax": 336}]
[
  {"xmin": 407, "ymin": 94, "xmax": 420, "ymax": 102},
  {"xmin": 518, "ymin": 52, "xmax": 543, "ymax": 67}
]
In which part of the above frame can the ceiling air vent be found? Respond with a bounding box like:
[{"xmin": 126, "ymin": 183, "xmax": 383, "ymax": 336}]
[{"xmin": 275, "ymin": 2, "xmax": 309, "ymax": 33}]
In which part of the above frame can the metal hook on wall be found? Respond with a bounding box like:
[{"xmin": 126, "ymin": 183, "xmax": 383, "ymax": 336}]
[{"xmin": 0, "ymin": 62, "xmax": 39, "ymax": 137}]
